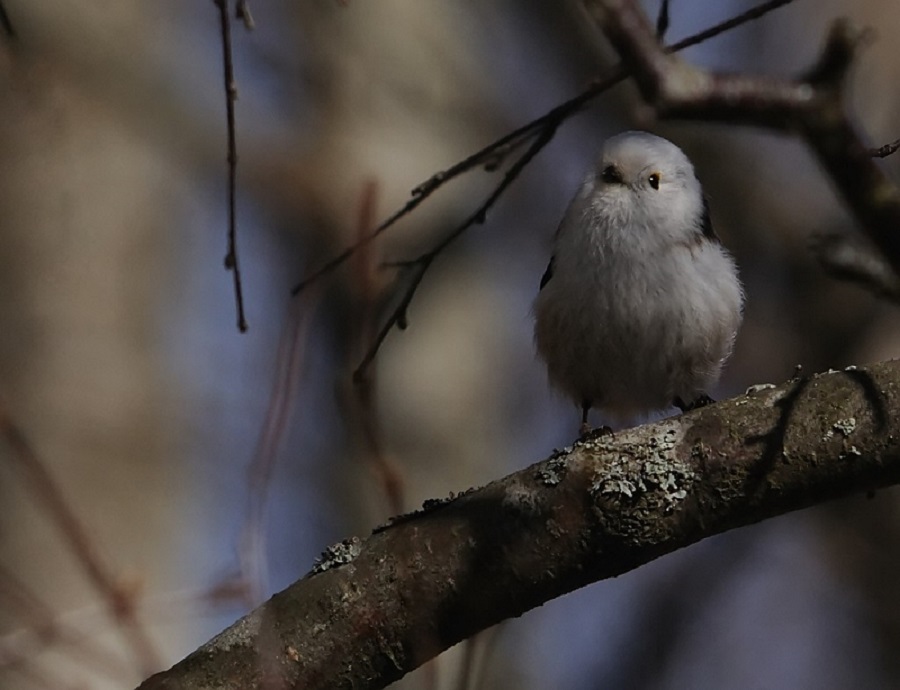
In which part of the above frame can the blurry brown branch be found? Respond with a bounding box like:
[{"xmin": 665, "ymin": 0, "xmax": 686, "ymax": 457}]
[
  {"xmin": 347, "ymin": 180, "xmax": 407, "ymax": 515},
  {"xmin": 584, "ymin": 0, "xmax": 900, "ymax": 278},
  {"xmin": 871, "ymin": 138, "xmax": 900, "ymax": 158},
  {"xmin": 0, "ymin": 564, "xmax": 132, "ymax": 683},
  {"xmin": 811, "ymin": 232, "xmax": 900, "ymax": 302},
  {"xmin": 290, "ymin": 0, "xmax": 796, "ymax": 296},
  {"xmin": 239, "ymin": 292, "xmax": 318, "ymax": 604},
  {"xmin": 0, "ymin": 1, "xmax": 14, "ymax": 38},
  {"xmin": 0, "ymin": 403, "xmax": 161, "ymax": 678},
  {"xmin": 213, "ymin": 0, "xmax": 248, "ymax": 332},
  {"xmin": 138, "ymin": 360, "xmax": 900, "ymax": 690}
]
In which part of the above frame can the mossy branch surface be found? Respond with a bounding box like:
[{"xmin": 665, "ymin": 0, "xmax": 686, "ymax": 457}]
[{"xmin": 138, "ymin": 360, "xmax": 900, "ymax": 690}]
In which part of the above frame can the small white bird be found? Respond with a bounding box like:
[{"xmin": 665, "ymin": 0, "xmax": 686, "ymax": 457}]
[{"xmin": 533, "ymin": 131, "xmax": 743, "ymax": 434}]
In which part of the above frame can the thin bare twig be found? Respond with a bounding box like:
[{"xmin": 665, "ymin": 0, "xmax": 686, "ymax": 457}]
[
  {"xmin": 213, "ymin": 0, "xmax": 248, "ymax": 332},
  {"xmin": 290, "ymin": 0, "xmax": 796, "ymax": 299},
  {"xmin": 656, "ymin": 0, "xmax": 671, "ymax": 41},
  {"xmin": 352, "ymin": 123, "xmax": 558, "ymax": 380},
  {"xmin": 0, "ymin": 403, "xmax": 161, "ymax": 677},
  {"xmin": 668, "ymin": 0, "xmax": 795, "ymax": 50}
]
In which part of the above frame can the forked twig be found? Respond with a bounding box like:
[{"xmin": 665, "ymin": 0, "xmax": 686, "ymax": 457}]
[{"xmin": 352, "ymin": 124, "xmax": 558, "ymax": 380}]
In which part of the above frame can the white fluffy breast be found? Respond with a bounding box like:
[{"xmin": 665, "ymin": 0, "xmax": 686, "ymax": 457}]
[{"xmin": 533, "ymin": 172, "xmax": 743, "ymax": 420}]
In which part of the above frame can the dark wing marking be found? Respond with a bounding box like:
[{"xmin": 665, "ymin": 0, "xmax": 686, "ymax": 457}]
[
  {"xmin": 701, "ymin": 196, "xmax": 719, "ymax": 241},
  {"xmin": 539, "ymin": 255, "xmax": 555, "ymax": 290}
]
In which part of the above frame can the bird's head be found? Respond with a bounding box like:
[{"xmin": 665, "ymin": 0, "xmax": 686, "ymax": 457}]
[{"xmin": 585, "ymin": 131, "xmax": 705, "ymax": 246}]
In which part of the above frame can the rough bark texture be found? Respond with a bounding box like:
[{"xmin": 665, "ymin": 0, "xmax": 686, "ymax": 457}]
[{"xmin": 138, "ymin": 360, "xmax": 900, "ymax": 690}]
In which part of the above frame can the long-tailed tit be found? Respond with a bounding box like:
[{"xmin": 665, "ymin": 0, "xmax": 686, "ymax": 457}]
[{"xmin": 533, "ymin": 131, "xmax": 743, "ymax": 434}]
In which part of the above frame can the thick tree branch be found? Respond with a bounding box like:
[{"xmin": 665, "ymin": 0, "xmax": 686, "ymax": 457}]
[
  {"xmin": 138, "ymin": 360, "xmax": 900, "ymax": 690},
  {"xmin": 583, "ymin": 0, "xmax": 900, "ymax": 278}
]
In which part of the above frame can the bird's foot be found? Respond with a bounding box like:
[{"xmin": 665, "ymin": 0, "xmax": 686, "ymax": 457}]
[
  {"xmin": 578, "ymin": 424, "xmax": 613, "ymax": 441},
  {"xmin": 673, "ymin": 394, "xmax": 714, "ymax": 413}
]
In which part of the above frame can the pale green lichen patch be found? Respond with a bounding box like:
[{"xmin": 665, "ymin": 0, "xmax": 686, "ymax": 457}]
[
  {"xmin": 833, "ymin": 417, "xmax": 857, "ymax": 437},
  {"xmin": 310, "ymin": 536, "xmax": 362, "ymax": 575},
  {"xmin": 586, "ymin": 425, "xmax": 695, "ymax": 513},
  {"xmin": 536, "ymin": 455, "xmax": 568, "ymax": 487},
  {"xmin": 822, "ymin": 417, "xmax": 857, "ymax": 442}
]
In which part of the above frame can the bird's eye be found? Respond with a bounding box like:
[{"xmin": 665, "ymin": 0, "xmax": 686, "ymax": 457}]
[{"xmin": 648, "ymin": 173, "xmax": 660, "ymax": 190}]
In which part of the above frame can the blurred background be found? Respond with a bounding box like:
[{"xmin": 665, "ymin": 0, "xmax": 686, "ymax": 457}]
[{"xmin": 1, "ymin": 1, "xmax": 900, "ymax": 688}]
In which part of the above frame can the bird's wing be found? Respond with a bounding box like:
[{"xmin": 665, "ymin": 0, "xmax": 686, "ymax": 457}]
[
  {"xmin": 540, "ymin": 213, "xmax": 571, "ymax": 290},
  {"xmin": 701, "ymin": 196, "xmax": 719, "ymax": 241},
  {"xmin": 539, "ymin": 255, "xmax": 555, "ymax": 290}
]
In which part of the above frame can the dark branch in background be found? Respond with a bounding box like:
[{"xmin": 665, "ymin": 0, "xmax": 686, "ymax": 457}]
[
  {"xmin": 352, "ymin": 124, "xmax": 558, "ymax": 380},
  {"xmin": 811, "ymin": 232, "xmax": 900, "ymax": 302},
  {"xmin": 137, "ymin": 361, "xmax": 900, "ymax": 690},
  {"xmin": 655, "ymin": 0, "xmax": 671, "ymax": 41},
  {"xmin": 584, "ymin": 0, "xmax": 900, "ymax": 285},
  {"xmin": 871, "ymin": 138, "xmax": 900, "ymax": 158},
  {"xmin": 213, "ymin": 0, "xmax": 248, "ymax": 332},
  {"xmin": 0, "ymin": 1, "xmax": 14, "ymax": 38},
  {"xmin": 291, "ymin": 0, "xmax": 796, "ymax": 380},
  {"xmin": 0, "ymin": 402, "xmax": 161, "ymax": 679}
]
